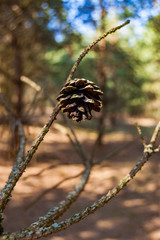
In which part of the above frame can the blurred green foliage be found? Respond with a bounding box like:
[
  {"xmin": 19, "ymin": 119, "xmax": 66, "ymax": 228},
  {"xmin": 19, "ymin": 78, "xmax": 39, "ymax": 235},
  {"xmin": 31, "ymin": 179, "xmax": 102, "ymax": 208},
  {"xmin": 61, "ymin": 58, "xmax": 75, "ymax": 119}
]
[
  {"xmin": 0, "ymin": 0, "xmax": 81, "ymax": 116},
  {"xmin": 45, "ymin": 31, "xmax": 154, "ymax": 116},
  {"xmin": 126, "ymin": 16, "xmax": 160, "ymax": 118}
]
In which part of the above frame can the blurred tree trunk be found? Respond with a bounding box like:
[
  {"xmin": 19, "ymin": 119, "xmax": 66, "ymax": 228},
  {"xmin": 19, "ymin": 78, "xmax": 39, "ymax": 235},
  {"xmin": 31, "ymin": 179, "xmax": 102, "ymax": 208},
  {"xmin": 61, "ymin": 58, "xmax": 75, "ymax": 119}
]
[
  {"xmin": 10, "ymin": 32, "xmax": 23, "ymax": 156},
  {"xmin": 96, "ymin": 0, "xmax": 107, "ymax": 145},
  {"xmin": 12, "ymin": 33, "xmax": 23, "ymax": 118}
]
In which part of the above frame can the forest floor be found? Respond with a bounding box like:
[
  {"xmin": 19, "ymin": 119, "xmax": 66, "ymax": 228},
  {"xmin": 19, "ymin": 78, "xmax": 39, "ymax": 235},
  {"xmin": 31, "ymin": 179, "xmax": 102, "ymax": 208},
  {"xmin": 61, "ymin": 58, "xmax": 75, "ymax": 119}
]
[{"xmin": 0, "ymin": 116, "xmax": 160, "ymax": 240}]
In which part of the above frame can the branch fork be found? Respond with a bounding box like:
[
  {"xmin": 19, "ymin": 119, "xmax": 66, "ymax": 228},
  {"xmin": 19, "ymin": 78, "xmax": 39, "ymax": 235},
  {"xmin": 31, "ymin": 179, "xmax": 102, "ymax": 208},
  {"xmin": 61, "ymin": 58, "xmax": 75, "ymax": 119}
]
[
  {"xmin": 135, "ymin": 121, "xmax": 160, "ymax": 154},
  {"xmin": 4, "ymin": 21, "xmax": 158, "ymax": 240}
]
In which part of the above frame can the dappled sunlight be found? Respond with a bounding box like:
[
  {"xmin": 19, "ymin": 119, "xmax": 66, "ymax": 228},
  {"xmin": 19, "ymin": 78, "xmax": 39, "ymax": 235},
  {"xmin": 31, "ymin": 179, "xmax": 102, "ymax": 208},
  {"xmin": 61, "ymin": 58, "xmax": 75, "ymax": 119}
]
[
  {"xmin": 27, "ymin": 125, "xmax": 69, "ymax": 144},
  {"xmin": 145, "ymin": 182, "xmax": 157, "ymax": 192},
  {"xmin": 79, "ymin": 230, "xmax": 99, "ymax": 239},
  {"xmin": 77, "ymin": 128, "xmax": 134, "ymax": 143},
  {"xmin": 1, "ymin": 1, "xmax": 160, "ymax": 239},
  {"xmin": 103, "ymin": 132, "xmax": 134, "ymax": 142},
  {"xmin": 48, "ymin": 236, "xmax": 65, "ymax": 240},
  {"xmin": 145, "ymin": 216, "xmax": 160, "ymax": 240},
  {"xmin": 96, "ymin": 219, "xmax": 118, "ymax": 229},
  {"xmin": 150, "ymin": 230, "xmax": 160, "ymax": 240},
  {"xmin": 0, "ymin": 166, "xmax": 12, "ymax": 189},
  {"xmin": 0, "ymin": 124, "xmax": 160, "ymax": 239},
  {"xmin": 102, "ymin": 239, "xmax": 118, "ymax": 240},
  {"xmin": 144, "ymin": 217, "xmax": 160, "ymax": 231},
  {"xmin": 126, "ymin": 117, "xmax": 157, "ymax": 127},
  {"xmin": 123, "ymin": 198, "xmax": 146, "ymax": 208}
]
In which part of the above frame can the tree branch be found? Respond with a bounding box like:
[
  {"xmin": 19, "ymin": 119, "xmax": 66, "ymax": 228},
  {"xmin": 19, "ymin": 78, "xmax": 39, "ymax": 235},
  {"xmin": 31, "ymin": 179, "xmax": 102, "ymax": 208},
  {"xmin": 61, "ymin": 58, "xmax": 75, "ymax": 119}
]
[
  {"xmin": 0, "ymin": 104, "xmax": 60, "ymax": 212},
  {"xmin": 150, "ymin": 121, "xmax": 160, "ymax": 146},
  {"xmin": 48, "ymin": 96, "xmax": 88, "ymax": 164},
  {"xmin": 20, "ymin": 76, "xmax": 41, "ymax": 92},
  {"xmin": 0, "ymin": 93, "xmax": 26, "ymax": 219},
  {"xmin": 23, "ymin": 163, "xmax": 92, "ymax": 232},
  {"xmin": 66, "ymin": 20, "xmax": 130, "ymax": 82},
  {"xmin": 2, "ymin": 121, "xmax": 159, "ymax": 240},
  {"xmin": 0, "ymin": 20, "xmax": 134, "ymax": 239},
  {"xmin": 0, "ymin": 148, "xmax": 152, "ymax": 239},
  {"xmin": 0, "ymin": 93, "xmax": 14, "ymax": 118}
]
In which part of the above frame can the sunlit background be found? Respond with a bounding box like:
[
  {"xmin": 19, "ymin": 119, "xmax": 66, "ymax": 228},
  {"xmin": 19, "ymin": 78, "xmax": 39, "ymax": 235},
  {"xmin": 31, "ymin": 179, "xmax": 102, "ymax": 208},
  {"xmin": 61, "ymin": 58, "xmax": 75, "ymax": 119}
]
[
  {"xmin": 1, "ymin": 0, "xmax": 160, "ymax": 120},
  {"xmin": 0, "ymin": 1, "xmax": 160, "ymax": 240}
]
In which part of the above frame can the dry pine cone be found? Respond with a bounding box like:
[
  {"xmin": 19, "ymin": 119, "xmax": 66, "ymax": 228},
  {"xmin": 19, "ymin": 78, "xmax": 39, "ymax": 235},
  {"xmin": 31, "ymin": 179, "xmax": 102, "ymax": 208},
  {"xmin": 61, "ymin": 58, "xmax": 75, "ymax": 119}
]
[{"xmin": 57, "ymin": 78, "xmax": 103, "ymax": 122}]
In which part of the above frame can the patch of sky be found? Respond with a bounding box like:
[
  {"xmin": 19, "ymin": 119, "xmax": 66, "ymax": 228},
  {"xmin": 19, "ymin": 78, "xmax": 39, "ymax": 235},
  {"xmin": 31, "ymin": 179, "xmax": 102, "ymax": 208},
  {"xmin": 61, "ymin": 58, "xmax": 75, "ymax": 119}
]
[
  {"xmin": 38, "ymin": 11, "xmax": 44, "ymax": 17},
  {"xmin": 48, "ymin": 16, "xmax": 61, "ymax": 30},
  {"xmin": 41, "ymin": 2, "xmax": 48, "ymax": 9},
  {"xmin": 48, "ymin": 1, "xmax": 160, "ymax": 43},
  {"xmin": 55, "ymin": 32, "xmax": 65, "ymax": 42},
  {"xmin": 47, "ymin": 9, "xmax": 56, "ymax": 16}
]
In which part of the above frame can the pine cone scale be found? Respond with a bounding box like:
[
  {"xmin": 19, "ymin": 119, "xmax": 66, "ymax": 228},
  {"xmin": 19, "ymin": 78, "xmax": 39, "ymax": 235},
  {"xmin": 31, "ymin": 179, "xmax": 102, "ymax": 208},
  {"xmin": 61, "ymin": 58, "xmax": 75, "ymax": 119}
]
[{"xmin": 57, "ymin": 78, "xmax": 103, "ymax": 122}]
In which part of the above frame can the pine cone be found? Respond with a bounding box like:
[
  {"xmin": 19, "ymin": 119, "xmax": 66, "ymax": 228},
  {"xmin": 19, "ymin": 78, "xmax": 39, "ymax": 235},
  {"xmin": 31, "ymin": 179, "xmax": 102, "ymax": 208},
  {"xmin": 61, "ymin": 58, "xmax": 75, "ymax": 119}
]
[{"xmin": 57, "ymin": 78, "xmax": 103, "ymax": 122}]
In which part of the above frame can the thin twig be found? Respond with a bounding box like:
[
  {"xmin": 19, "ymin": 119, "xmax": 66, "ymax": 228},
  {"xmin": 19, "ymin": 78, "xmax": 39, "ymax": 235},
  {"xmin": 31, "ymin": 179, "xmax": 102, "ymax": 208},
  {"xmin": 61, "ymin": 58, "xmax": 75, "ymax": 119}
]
[
  {"xmin": 14, "ymin": 121, "xmax": 26, "ymax": 167},
  {"xmin": 0, "ymin": 93, "xmax": 26, "ymax": 214},
  {"xmin": 1, "ymin": 142, "xmax": 154, "ymax": 239},
  {"xmin": 66, "ymin": 19, "xmax": 130, "ymax": 159},
  {"xmin": 19, "ymin": 78, "xmax": 84, "ymax": 161},
  {"xmin": 2, "ymin": 121, "xmax": 159, "ymax": 240},
  {"xmin": 135, "ymin": 122, "xmax": 146, "ymax": 147},
  {"xmin": 0, "ymin": 20, "xmax": 133, "ymax": 238},
  {"xmin": 24, "ymin": 139, "xmax": 135, "ymax": 209},
  {"xmin": 24, "ymin": 91, "xmax": 40, "ymax": 117},
  {"xmin": 66, "ymin": 20, "xmax": 130, "ymax": 82},
  {"xmin": 0, "ymin": 93, "xmax": 14, "ymax": 117},
  {"xmin": 20, "ymin": 76, "xmax": 42, "ymax": 118},
  {"xmin": 150, "ymin": 121, "xmax": 160, "ymax": 147},
  {"xmin": 26, "ymin": 163, "xmax": 92, "ymax": 231},
  {"xmin": 135, "ymin": 121, "xmax": 160, "ymax": 153},
  {"xmin": 0, "ymin": 93, "xmax": 25, "ymax": 164},
  {"xmin": 48, "ymin": 96, "xmax": 88, "ymax": 164},
  {"xmin": 21, "ymin": 86, "xmax": 88, "ymax": 182},
  {"xmin": 20, "ymin": 76, "xmax": 41, "ymax": 92},
  {"xmin": 0, "ymin": 104, "xmax": 60, "ymax": 212}
]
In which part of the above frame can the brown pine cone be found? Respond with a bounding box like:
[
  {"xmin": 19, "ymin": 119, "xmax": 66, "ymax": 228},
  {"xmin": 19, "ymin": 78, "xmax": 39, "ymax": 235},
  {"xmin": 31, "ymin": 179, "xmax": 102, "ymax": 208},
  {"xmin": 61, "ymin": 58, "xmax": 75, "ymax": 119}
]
[{"xmin": 57, "ymin": 78, "xmax": 103, "ymax": 122}]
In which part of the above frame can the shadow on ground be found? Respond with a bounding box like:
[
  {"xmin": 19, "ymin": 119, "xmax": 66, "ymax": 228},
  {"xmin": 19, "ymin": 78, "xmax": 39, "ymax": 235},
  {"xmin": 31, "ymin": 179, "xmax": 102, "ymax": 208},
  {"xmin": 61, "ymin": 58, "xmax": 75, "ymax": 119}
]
[{"xmin": 0, "ymin": 123, "xmax": 160, "ymax": 240}]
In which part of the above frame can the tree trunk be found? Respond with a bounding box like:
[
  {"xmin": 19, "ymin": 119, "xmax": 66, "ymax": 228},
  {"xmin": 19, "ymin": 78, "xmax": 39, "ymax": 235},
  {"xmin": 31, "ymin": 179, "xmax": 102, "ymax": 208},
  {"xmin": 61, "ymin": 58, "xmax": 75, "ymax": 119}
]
[
  {"xmin": 10, "ymin": 33, "xmax": 23, "ymax": 157},
  {"xmin": 96, "ymin": 0, "xmax": 107, "ymax": 145},
  {"xmin": 12, "ymin": 34, "xmax": 23, "ymax": 118}
]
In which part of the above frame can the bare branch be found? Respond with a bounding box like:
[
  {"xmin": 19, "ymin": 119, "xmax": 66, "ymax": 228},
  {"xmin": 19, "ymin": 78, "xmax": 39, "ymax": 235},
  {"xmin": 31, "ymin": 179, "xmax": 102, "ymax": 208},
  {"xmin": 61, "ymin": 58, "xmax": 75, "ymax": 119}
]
[
  {"xmin": 48, "ymin": 96, "xmax": 88, "ymax": 164},
  {"xmin": 14, "ymin": 121, "xmax": 26, "ymax": 166},
  {"xmin": 20, "ymin": 76, "xmax": 41, "ymax": 92},
  {"xmin": 2, "ymin": 121, "xmax": 160, "ymax": 240},
  {"xmin": 24, "ymin": 91, "xmax": 40, "ymax": 117},
  {"xmin": 25, "ymin": 133, "xmax": 132, "ymax": 209},
  {"xmin": 0, "ymin": 146, "xmax": 152, "ymax": 239},
  {"xmin": 20, "ymin": 76, "xmax": 42, "ymax": 118},
  {"xmin": 24, "ymin": 163, "xmax": 92, "ymax": 232},
  {"xmin": 135, "ymin": 122, "xmax": 146, "ymax": 147},
  {"xmin": 66, "ymin": 20, "xmax": 130, "ymax": 82},
  {"xmin": 0, "ymin": 93, "xmax": 26, "ymax": 216},
  {"xmin": 0, "ymin": 93, "xmax": 14, "ymax": 118},
  {"xmin": 150, "ymin": 121, "xmax": 160, "ymax": 147},
  {"xmin": 0, "ymin": 104, "xmax": 60, "ymax": 212}
]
